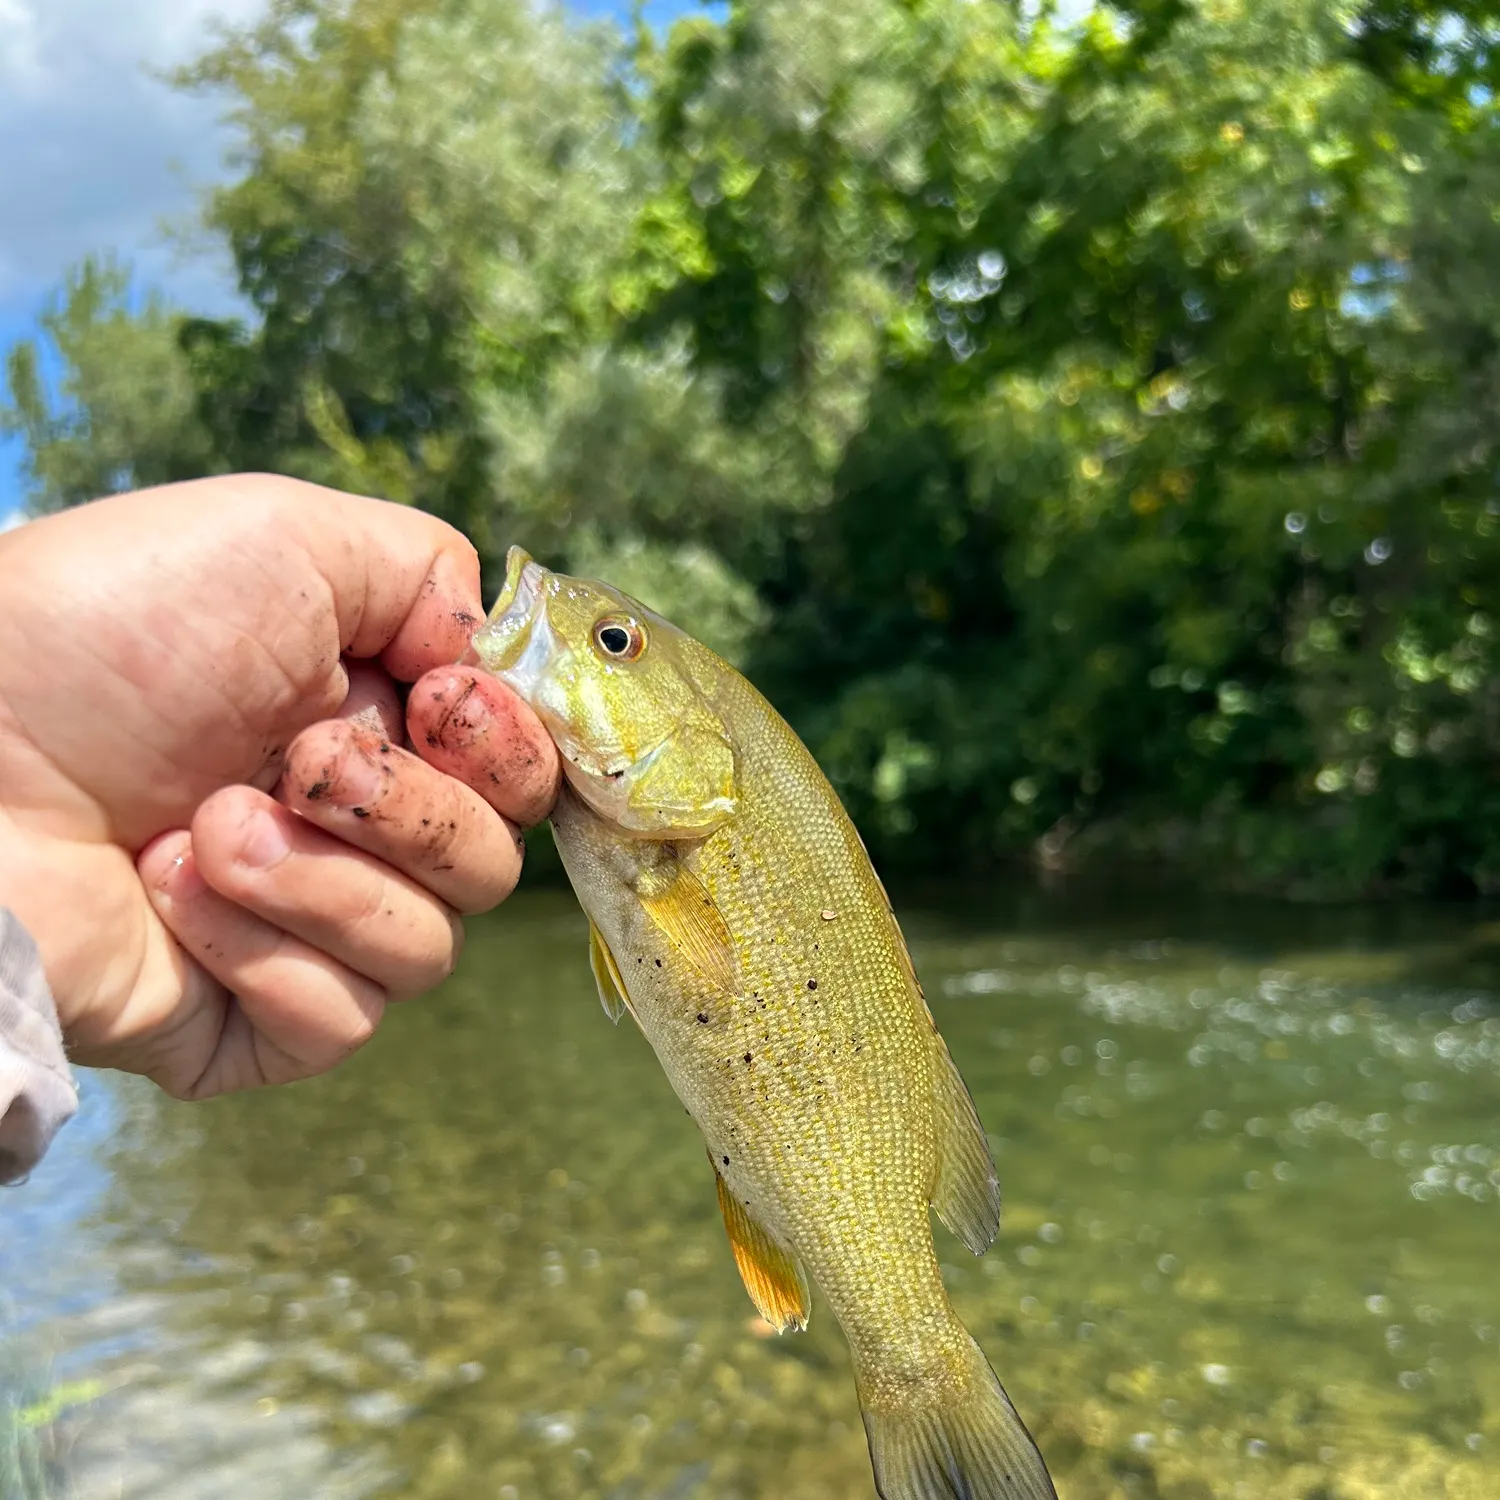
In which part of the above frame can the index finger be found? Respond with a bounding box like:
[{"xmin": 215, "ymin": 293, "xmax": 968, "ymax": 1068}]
[
  {"xmin": 406, "ymin": 667, "xmax": 561, "ymax": 828},
  {"xmin": 278, "ymin": 719, "xmax": 525, "ymax": 915}
]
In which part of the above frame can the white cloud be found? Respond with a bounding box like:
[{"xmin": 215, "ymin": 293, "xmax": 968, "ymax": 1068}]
[
  {"xmin": 0, "ymin": 0, "xmax": 266, "ymax": 312},
  {"xmin": 0, "ymin": 0, "xmax": 42, "ymax": 91}
]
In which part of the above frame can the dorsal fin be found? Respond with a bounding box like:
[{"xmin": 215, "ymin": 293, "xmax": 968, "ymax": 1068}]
[
  {"xmin": 852, "ymin": 823, "xmax": 1001, "ymax": 1254},
  {"xmin": 930, "ymin": 1036, "xmax": 1001, "ymax": 1255}
]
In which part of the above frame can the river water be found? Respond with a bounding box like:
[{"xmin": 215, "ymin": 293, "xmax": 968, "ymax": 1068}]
[{"xmin": 3, "ymin": 879, "xmax": 1497, "ymax": 1499}]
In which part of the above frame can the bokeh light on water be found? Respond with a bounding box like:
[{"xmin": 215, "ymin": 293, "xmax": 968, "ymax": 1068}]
[{"xmin": 5, "ymin": 883, "xmax": 1498, "ymax": 1498}]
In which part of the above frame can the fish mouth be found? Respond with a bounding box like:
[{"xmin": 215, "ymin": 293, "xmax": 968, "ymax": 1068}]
[{"xmin": 471, "ymin": 545, "xmax": 548, "ymax": 675}]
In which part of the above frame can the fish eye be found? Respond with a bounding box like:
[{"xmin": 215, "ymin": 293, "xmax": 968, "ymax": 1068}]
[{"xmin": 593, "ymin": 615, "xmax": 647, "ymax": 662}]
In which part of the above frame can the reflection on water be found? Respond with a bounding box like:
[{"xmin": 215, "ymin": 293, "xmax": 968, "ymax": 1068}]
[{"xmin": 5, "ymin": 882, "xmax": 1499, "ymax": 1499}]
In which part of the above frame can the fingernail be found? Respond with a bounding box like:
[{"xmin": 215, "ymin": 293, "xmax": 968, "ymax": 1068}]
[
  {"xmin": 239, "ymin": 812, "xmax": 292, "ymax": 870},
  {"xmin": 157, "ymin": 848, "xmax": 206, "ymax": 901},
  {"xmin": 332, "ymin": 742, "xmax": 389, "ymax": 813},
  {"xmin": 434, "ymin": 680, "xmax": 490, "ymax": 751}
]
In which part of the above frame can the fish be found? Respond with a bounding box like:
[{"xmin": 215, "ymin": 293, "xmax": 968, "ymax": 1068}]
[{"xmin": 470, "ymin": 546, "xmax": 1058, "ymax": 1500}]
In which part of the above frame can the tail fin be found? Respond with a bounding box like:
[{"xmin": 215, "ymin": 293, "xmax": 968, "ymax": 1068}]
[{"xmin": 858, "ymin": 1335, "xmax": 1057, "ymax": 1500}]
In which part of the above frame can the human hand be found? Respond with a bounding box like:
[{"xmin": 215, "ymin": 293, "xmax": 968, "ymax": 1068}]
[{"xmin": 0, "ymin": 475, "xmax": 559, "ymax": 1098}]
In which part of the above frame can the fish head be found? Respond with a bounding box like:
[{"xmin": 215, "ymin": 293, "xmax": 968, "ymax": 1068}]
[{"xmin": 470, "ymin": 546, "xmax": 738, "ymax": 839}]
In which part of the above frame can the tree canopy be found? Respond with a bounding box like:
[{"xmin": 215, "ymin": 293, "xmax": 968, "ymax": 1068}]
[{"xmin": 7, "ymin": 0, "xmax": 1500, "ymax": 895}]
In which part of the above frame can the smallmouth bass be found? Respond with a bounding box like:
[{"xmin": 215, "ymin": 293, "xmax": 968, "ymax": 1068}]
[{"xmin": 472, "ymin": 547, "xmax": 1057, "ymax": 1500}]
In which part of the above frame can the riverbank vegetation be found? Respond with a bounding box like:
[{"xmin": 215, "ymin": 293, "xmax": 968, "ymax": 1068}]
[{"xmin": 7, "ymin": 0, "xmax": 1500, "ymax": 897}]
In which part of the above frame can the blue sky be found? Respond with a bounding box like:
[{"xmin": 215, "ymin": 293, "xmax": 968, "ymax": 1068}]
[{"xmin": 0, "ymin": 0, "xmax": 697, "ymax": 521}]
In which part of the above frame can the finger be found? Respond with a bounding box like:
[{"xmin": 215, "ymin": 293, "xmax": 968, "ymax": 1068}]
[
  {"xmin": 296, "ymin": 483, "xmax": 485, "ymax": 678},
  {"xmin": 191, "ymin": 787, "xmax": 464, "ymax": 999},
  {"xmin": 339, "ymin": 659, "xmax": 404, "ymax": 739},
  {"xmin": 241, "ymin": 663, "xmax": 401, "ymax": 796},
  {"xmin": 278, "ymin": 718, "xmax": 526, "ymax": 913},
  {"xmin": 407, "ymin": 666, "xmax": 560, "ymax": 827},
  {"xmin": 140, "ymin": 831, "xmax": 386, "ymax": 1094}
]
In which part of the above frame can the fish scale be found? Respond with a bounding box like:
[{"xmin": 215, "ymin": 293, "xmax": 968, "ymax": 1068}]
[{"xmin": 473, "ymin": 546, "xmax": 1058, "ymax": 1500}]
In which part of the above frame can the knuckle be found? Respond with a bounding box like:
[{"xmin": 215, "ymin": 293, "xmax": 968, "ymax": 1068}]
[
  {"xmin": 492, "ymin": 844, "xmax": 523, "ymax": 905},
  {"xmin": 305, "ymin": 989, "xmax": 382, "ymax": 1067},
  {"xmin": 404, "ymin": 926, "xmax": 462, "ymax": 998},
  {"xmin": 349, "ymin": 876, "xmax": 395, "ymax": 932},
  {"xmin": 337, "ymin": 1008, "xmax": 379, "ymax": 1057}
]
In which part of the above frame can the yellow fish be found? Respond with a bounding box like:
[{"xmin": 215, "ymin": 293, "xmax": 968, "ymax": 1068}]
[{"xmin": 471, "ymin": 547, "xmax": 1057, "ymax": 1500}]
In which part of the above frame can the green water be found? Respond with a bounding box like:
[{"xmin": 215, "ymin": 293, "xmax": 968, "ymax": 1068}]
[{"xmin": 5, "ymin": 882, "xmax": 1499, "ymax": 1500}]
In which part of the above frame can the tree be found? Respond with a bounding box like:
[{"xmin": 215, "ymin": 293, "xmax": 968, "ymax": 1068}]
[
  {"xmin": 2, "ymin": 258, "xmax": 215, "ymax": 511},
  {"xmin": 8, "ymin": 0, "xmax": 1500, "ymax": 894}
]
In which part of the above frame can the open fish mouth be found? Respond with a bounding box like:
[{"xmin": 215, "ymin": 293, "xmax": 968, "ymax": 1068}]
[{"xmin": 471, "ymin": 545, "xmax": 549, "ymax": 675}]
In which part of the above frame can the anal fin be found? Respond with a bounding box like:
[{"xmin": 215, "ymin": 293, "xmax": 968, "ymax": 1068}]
[
  {"xmin": 589, "ymin": 918, "xmax": 632, "ymax": 1025},
  {"xmin": 712, "ymin": 1156, "xmax": 810, "ymax": 1333},
  {"xmin": 638, "ymin": 865, "xmax": 737, "ymax": 993},
  {"xmin": 930, "ymin": 1037, "xmax": 1001, "ymax": 1255}
]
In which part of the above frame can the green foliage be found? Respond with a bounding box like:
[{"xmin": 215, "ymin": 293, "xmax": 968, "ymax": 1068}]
[
  {"xmin": 2, "ymin": 258, "xmax": 215, "ymax": 511},
  {"xmin": 7, "ymin": 0, "xmax": 1500, "ymax": 895}
]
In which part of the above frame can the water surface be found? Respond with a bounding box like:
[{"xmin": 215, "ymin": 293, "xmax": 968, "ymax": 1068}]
[{"xmin": 5, "ymin": 881, "xmax": 1498, "ymax": 1499}]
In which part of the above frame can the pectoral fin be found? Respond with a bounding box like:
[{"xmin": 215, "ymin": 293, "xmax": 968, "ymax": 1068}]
[
  {"xmin": 588, "ymin": 918, "xmax": 633, "ymax": 1025},
  {"xmin": 637, "ymin": 865, "xmax": 737, "ymax": 993},
  {"xmin": 712, "ymin": 1159, "xmax": 810, "ymax": 1333},
  {"xmin": 930, "ymin": 1037, "xmax": 1002, "ymax": 1255}
]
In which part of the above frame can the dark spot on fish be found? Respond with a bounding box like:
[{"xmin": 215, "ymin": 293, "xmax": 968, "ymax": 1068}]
[
  {"xmin": 425, "ymin": 732, "xmax": 441, "ymax": 747},
  {"xmin": 489, "ymin": 770, "xmax": 500, "ymax": 783},
  {"xmin": 807, "ymin": 979, "xmax": 818, "ymax": 991},
  {"xmin": 421, "ymin": 818, "xmax": 431, "ymax": 827},
  {"xmin": 352, "ymin": 806, "xmax": 370, "ymax": 819},
  {"xmin": 744, "ymin": 1052, "xmax": 753, "ymax": 1064},
  {"xmin": 433, "ymin": 863, "xmax": 455, "ymax": 873},
  {"xmin": 379, "ymin": 742, "xmax": 391, "ymax": 755},
  {"xmin": 654, "ymin": 959, "xmax": 662, "ymax": 968},
  {"xmin": 696, "ymin": 1013, "xmax": 708, "ymax": 1024},
  {"xmin": 722, "ymin": 1156, "xmax": 729, "ymax": 1166},
  {"xmin": 305, "ymin": 776, "xmax": 332, "ymax": 801},
  {"xmin": 453, "ymin": 608, "xmax": 478, "ymax": 630}
]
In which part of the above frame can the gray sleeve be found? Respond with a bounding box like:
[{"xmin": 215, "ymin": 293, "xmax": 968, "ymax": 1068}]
[{"xmin": 0, "ymin": 907, "xmax": 78, "ymax": 1185}]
